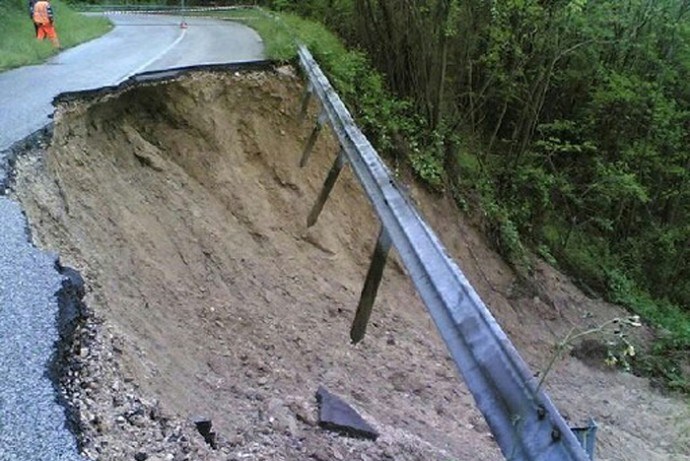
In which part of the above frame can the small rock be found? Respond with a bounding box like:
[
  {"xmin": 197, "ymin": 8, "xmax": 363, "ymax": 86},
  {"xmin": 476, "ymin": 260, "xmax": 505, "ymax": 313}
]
[
  {"xmin": 193, "ymin": 417, "xmax": 218, "ymax": 449},
  {"xmin": 228, "ymin": 433, "xmax": 245, "ymax": 447},
  {"xmin": 149, "ymin": 455, "xmax": 174, "ymax": 461},
  {"xmin": 287, "ymin": 398, "xmax": 316, "ymax": 426},
  {"xmin": 134, "ymin": 452, "xmax": 148, "ymax": 461},
  {"xmin": 265, "ymin": 398, "xmax": 299, "ymax": 436},
  {"xmin": 310, "ymin": 448, "xmax": 330, "ymax": 461},
  {"xmin": 149, "ymin": 401, "xmax": 164, "ymax": 421},
  {"xmin": 113, "ymin": 395, "xmax": 125, "ymax": 407}
]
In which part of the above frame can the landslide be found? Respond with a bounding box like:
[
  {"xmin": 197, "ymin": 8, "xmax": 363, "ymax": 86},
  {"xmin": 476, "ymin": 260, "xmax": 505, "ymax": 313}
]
[{"xmin": 12, "ymin": 66, "xmax": 690, "ymax": 461}]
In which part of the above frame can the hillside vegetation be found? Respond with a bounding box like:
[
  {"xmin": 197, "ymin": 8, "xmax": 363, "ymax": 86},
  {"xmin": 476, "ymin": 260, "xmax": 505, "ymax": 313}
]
[
  {"xmin": 0, "ymin": 0, "xmax": 111, "ymax": 71},
  {"xmin": 229, "ymin": 0, "xmax": 689, "ymax": 392}
]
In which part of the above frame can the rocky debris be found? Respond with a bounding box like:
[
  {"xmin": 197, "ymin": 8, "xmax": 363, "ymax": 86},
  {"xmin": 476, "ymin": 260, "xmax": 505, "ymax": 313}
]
[
  {"xmin": 55, "ymin": 261, "xmax": 87, "ymax": 344},
  {"xmin": 0, "ymin": 123, "xmax": 53, "ymax": 194},
  {"xmin": 59, "ymin": 298, "xmax": 232, "ymax": 461},
  {"xmin": 316, "ymin": 386, "xmax": 379, "ymax": 441},
  {"xmin": 57, "ymin": 301, "xmax": 450, "ymax": 460},
  {"xmin": 51, "ymin": 260, "xmax": 90, "ymax": 439}
]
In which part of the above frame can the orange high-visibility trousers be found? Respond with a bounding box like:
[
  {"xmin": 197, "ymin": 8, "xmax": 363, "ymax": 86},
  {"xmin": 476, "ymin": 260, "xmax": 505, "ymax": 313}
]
[{"xmin": 37, "ymin": 22, "xmax": 60, "ymax": 47}]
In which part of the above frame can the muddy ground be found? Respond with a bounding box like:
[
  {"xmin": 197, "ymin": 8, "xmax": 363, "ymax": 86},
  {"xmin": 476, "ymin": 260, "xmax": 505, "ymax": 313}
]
[{"xmin": 11, "ymin": 66, "xmax": 690, "ymax": 461}]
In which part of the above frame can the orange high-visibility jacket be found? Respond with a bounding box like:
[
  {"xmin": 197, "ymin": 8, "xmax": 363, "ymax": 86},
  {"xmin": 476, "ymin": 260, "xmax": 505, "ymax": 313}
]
[{"xmin": 32, "ymin": 1, "xmax": 53, "ymax": 25}]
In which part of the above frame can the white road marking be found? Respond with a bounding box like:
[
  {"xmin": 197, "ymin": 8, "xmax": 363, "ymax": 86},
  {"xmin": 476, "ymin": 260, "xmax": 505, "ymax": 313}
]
[{"xmin": 118, "ymin": 27, "xmax": 188, "ymax": 83}]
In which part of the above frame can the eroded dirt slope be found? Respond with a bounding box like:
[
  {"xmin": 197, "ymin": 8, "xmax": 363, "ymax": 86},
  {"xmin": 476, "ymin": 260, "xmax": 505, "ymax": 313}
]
[{"xmin": 13, "ymin": 67, "xmax": 689, "ymax": 461}]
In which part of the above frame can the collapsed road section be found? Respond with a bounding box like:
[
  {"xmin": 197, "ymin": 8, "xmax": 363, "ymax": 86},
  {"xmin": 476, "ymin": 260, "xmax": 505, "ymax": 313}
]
[
  {"xmin": 5, "ymin": 46, "xmax": 690, "ymax": 461},
  {"xmin": 12, "ymin": 63, "xmax": 501, "ymax": 460}
]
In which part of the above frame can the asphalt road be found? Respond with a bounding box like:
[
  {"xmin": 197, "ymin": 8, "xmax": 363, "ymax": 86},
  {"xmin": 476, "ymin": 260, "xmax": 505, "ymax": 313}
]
[
  {"xmin": 0, "ymin": 13, "xmax": 264, "ymax": 153},
  {"xmin": 0, "ymin": 198, "xmax": 77, "ymax": 461},
  {"xmin": 0, "ymin": 15, "xmax": 264, "ymax": 461}
]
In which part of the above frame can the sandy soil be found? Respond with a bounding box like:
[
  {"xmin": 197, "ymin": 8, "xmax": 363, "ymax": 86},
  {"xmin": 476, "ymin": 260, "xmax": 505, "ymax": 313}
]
[{"xmin": 12, "ymin": 66, "xmax": 690, "ymax": 461}]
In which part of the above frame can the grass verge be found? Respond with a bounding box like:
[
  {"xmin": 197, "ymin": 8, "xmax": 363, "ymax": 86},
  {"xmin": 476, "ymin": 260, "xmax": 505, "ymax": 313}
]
[
  {"xmin": 0, "ymin": 0, "xmax": 112, "ymax": 71},
  {"xmin": 197, "ymin": 8, "xmax": 415, "ymax": 156}
]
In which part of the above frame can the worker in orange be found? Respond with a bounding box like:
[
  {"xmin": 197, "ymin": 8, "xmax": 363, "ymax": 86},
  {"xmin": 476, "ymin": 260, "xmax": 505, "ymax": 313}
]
[
  {"xmin": 28, "ymin": 0, "xmax": 39, "ymax": 37},
  {"xmin": 32, "ymin": 0, "xmax": 60, "ymax": 49}
]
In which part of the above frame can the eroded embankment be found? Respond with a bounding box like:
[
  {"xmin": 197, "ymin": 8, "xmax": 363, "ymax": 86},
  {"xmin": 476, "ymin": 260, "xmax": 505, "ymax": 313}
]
[
  {"xmin": 12, "ymin": 66, "xmax": 690, "ymax": 461},
  {"xmin": 13, "ymin": 67, "xmax": 499, "ymax": 460}
]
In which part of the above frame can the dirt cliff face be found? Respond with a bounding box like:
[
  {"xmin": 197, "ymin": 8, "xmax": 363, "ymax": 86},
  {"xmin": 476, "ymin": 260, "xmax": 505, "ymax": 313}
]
[{"xmin": 12, "ymin": 66, "xmax": 690, "ymax": 461}]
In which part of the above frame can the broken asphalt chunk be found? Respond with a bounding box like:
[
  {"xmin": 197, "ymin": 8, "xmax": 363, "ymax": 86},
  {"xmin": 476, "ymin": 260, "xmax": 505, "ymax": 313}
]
[{"xmin": 315, "ymin": 386, "xmax": 378, "ymax": 440}]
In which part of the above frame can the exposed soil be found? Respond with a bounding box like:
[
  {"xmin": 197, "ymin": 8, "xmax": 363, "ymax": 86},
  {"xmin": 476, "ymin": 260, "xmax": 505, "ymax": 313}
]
[{"xmin": 12, "ymin": 66, "xmax": 690, "ymax": 461}]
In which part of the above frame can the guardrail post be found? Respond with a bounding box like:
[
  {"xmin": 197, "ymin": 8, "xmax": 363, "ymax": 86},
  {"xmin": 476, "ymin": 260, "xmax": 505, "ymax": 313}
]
[
  {"xmin": 297, "ymin": 83, "xmax": 313, "ymax": 124},
  {"xmin": 350, "ymin": 227, "xmax": 392, "ymax": 344},
  {"xmin": 307, "ymin": 148, "xmax": 346, "ymax": 227},
  {"xmin": 299, "ymin": 110, "xmax": 327, "ymax": 168}
]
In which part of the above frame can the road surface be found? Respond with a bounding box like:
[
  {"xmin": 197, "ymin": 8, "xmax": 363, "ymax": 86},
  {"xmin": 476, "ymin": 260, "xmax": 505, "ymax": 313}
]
[
  {"xmin": 0, "ymin": 14, "xmax": 264, "ymax": 461},
  {"xmin": 0, "ymin": 13, "xmax": 264, "ymax": 153}
]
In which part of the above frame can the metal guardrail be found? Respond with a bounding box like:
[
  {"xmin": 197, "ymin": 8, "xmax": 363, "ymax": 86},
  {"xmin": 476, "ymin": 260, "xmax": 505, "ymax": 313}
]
[
  {"xmin": 295, "ymin": 45, "xmax": 593, "ymax": 461},
  {"xmin": 77, "ymin": 4, "xmax": 254, "ymax": 14}
]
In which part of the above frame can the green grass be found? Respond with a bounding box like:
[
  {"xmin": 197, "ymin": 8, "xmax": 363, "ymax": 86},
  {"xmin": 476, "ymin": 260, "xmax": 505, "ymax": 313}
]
[
  {"xmin": 0, "ymin": 0, "xmax": 112, "ymax": 71},
  {"xmin": 542, "ymin": 223, "xmax": 690, "ymax": 392},
  {"xmin": 201, "ymin": 7, "xmax": 413, "ymax": 153},
  {"xmin": 197, "ymin": 8, "xmax": 343, "ymax": 61}
]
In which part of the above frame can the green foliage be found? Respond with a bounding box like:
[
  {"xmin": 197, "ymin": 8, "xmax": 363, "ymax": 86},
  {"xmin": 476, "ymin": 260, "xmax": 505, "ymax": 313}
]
[
  {"xmin": 0, "ymin": 0, "xmax": 111, "ymax": 71},
  {"xmin": 409, "ymin": 149, "xmax": 444, "ymax": 190},
  {"xmin": 543, "ymin": 225, "xmax": 604, "ymax": 289},
  {"xmin": 221, "ymin": 7, "xmax": 421, "ymax": 180},
  {"xmin": 227, "ymin": 0, "xmax": 690, "ymax": 390},
  {"xmin": 271, "ymin": 0, "xmax": 291, "ymax": 11},
  {"xmin": 536, "ymin": 244, "xmax": 558, "ymax": 267},
  {"xmin": 607, "ymin": 268, "xmax": 690, "ymax": 392},
  {"xmin": 408, "ymin": 129, "xmax": 446, "ymax": 190},
  {"xmin": 478, "ymin": 181, "xmax": 531, "ymax": 274}
]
